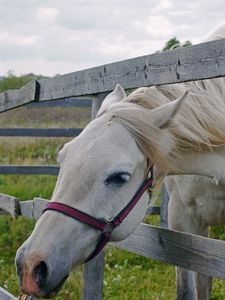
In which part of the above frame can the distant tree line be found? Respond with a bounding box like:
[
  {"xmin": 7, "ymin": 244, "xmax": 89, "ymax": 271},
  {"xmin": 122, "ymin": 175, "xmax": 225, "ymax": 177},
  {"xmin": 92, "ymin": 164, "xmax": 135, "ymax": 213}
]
[{"xmin": 0, "ymin": 71, "xmax": 45, "ymax": 93}]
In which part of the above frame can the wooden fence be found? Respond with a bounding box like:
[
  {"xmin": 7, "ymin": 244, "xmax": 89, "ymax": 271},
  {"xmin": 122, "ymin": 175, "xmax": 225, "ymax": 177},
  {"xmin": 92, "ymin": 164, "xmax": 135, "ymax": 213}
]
[{"xmin": 1, "ymin": 37, "xmax": 225, "ymax": 299}]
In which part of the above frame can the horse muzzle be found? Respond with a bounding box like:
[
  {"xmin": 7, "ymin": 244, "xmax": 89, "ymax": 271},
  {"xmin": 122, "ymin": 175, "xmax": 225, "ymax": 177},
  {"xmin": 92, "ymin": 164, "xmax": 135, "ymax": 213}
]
[{"xmin": 16, "ymin": 246, "xmax": 69, "ymax": 298}]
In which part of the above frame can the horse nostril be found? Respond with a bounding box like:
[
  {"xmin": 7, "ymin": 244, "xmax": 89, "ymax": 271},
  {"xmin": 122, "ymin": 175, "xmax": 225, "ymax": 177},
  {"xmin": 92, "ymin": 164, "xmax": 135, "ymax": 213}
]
[{"xmin": 32, "ymin": 261, "xmax": 48, "ymax": 288}]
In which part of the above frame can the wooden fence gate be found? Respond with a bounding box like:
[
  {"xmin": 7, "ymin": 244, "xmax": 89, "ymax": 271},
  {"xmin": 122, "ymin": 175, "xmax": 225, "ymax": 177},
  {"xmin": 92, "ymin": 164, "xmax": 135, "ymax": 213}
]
[{"xmin": 1, "ymin": 37, "xmax": 225, "ymax": 299}]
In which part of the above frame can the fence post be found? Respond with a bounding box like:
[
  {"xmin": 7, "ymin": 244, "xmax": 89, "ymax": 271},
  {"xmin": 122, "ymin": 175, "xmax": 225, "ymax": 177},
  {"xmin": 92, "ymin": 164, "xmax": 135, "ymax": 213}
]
[
  {"xmin": 91, "ymin": 93, "xmax": 108, "ymax": 120},
  {"xmin": 83, "ymin": 252, "xmax": 105, "ymax": 300},
  {"xmin": 82, "ymin": 92, "xmax": 108, "ymax": 300},
  {"xmin": 160, "ymin": 183, "xmax": 169, "ymax": 228}
]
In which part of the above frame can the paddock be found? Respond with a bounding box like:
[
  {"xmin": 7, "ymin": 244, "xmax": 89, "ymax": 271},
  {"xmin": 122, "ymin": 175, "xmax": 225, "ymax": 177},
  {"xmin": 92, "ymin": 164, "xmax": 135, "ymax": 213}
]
[{"xmin": 1, "ymin": 36, "xmax": 225, "ymax": 299}]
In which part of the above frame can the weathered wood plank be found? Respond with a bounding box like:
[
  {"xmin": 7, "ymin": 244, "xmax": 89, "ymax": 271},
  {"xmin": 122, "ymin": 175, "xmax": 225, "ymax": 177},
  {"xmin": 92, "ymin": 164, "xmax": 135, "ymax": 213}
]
[
  {"xmin": 19, "ymin": 200, "xmax": 34, "ymax": 219},
  {"xmin": 19, "ymin": 198, "xmax": 48, "ymax": 219},
  {"xmin": 17, "ymin": 194, "xmax": 159, "ymax": 220},
  {"xmin": 113, "ymin": 224, "xmax": 225, "ymax": 279},
  {"xmin": 0, "ymin": 287, "xmax": 18, "ymax": 300},
  {"xmin": 28, "ymin": 98, "xmax": 92, "ymax": 108},
  {"xmin": 83, "ymin": 252, "xmax": 105, "ymax": 300},
  {"xmin": 33, "ymin": 198, "xmax": 49, "ymax": 219},
  {"xmin": 1, "ymin": 38, "xmax": 225, "ymax": 110},
  {"xmin": 0, "ymin": 165, "xmax": 59, "ymax": 175},
  {"xmin": 160, "ymin": 184, "xmax": 169, "ymax": 228},
  {"xmin": 0, "ymin": 128, "xmax": 82, "ymax": 137},
  {"xmin": 38, "ymin": 38, "xmax": 225, "ymax": 101},
  {"xmin": 0, "ymin": 80, "xmax": 37, "ymax": 112},
  {"xmin": 0, "ymin": 193, "xmax": 20, "ymax": 217}
]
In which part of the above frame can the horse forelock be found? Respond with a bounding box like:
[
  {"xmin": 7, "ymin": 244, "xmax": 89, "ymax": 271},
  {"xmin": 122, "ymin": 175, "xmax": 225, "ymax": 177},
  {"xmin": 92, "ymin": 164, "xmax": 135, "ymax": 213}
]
[
  {"xmin": 99, "ymin": 25, "xmax": 225, "ymax": 172},
  {"xmin": 104, "ymin": 77, "xmax": 225, "ymax": 173}
]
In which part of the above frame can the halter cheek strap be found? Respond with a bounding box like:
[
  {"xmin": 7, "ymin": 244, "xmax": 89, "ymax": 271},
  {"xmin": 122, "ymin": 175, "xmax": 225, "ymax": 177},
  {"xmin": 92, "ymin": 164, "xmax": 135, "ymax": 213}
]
[{"xmin": 43, "ymin": 168, "xmax": 154, "ymax": 262}]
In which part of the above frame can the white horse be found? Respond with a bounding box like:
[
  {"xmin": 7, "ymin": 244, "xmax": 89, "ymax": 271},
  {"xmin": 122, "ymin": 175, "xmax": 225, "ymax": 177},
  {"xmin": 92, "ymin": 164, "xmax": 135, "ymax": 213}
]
[
  {"xmin": 166, "ymin": 25, "xmax": 225, "ymax": 300},
  {"xmin": 16, "ymin": 25, "xmax": 225, "ymax": 299}
]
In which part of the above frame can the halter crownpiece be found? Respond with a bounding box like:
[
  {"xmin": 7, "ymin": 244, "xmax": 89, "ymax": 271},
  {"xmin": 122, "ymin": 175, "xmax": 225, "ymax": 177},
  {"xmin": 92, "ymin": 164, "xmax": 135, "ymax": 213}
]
[{"xmin": 43, "ymin": 167, "xmax": 154, "ymax": 262}]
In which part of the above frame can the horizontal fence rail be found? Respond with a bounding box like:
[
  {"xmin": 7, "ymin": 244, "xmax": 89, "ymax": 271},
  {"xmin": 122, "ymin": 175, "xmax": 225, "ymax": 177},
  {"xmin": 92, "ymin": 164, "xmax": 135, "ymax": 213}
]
[
  {"xmin": 0, "ymin": 190, "xmax": 160, "ymax": 217},
  {"xmin": 35, "ymin": 38, "xmax": 225, "ymax": 101},
  {"xmin": 1, "ymin": 38, "xmax": 225, "ymax": 111},
  {"xmin": 0, "ymin": 165, "xmax": 59, "ymax": 175},
  {"xmin": 115, "ymin": 224, "xmax": 225, "ymax": 280},
  {"xmin": 0, "ymin": 128, "xmax": 83, "ymax": 137}
]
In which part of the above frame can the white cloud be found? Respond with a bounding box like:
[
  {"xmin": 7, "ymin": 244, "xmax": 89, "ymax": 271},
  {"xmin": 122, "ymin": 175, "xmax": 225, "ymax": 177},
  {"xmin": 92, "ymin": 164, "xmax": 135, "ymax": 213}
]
[
  {"xmin": 0, "ymin": 32, "xmax": 40, "ymax": 46},
  {"xmin": 145, "ymin": 15, "xmax": 174, "ymax": 37},
  {"xmin": 36, "ymin": 7, "xmax": 59, "ymax": 25},
  {"xmin": 0, "ymin": 0, "xmax": 224, "ymax": 76},
  {"xmin": 155, "ymin": 0, "xmax": 173, "ymax": 11}
]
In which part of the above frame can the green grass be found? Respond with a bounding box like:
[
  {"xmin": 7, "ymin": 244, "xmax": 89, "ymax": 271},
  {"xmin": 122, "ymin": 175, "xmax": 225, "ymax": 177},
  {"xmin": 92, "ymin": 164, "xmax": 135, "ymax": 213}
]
[
  {"xmin": 103, "ymin": 247, "xmax": 175, "ymax": 300},
  {"xmin": 0, "ymin": 137, "xmax": 70, "ymax": 165},
  {"xmin": 0, "ymin": 106, "xmax": 90, "ymax": 128}
]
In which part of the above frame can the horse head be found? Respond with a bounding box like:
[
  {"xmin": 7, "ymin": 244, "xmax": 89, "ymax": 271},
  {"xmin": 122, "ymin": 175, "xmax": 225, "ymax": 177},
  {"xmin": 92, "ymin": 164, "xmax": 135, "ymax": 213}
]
[{"xmin": 15, "ymin": 85, "xmax": 187, "ymax": 298}]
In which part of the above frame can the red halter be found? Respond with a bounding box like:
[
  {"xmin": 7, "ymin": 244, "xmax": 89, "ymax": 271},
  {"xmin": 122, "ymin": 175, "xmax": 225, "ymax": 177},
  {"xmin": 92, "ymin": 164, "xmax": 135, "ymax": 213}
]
[{"xmin": 43, "ymin": 168, "xmax": 154, "ymax": 262}]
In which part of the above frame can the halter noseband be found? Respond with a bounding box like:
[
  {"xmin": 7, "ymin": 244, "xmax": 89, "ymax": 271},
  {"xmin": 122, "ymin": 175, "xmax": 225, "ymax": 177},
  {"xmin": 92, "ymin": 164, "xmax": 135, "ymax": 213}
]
[{"xmin": 43, "ymin": 168, "xmax": 154, "ymax": 262}]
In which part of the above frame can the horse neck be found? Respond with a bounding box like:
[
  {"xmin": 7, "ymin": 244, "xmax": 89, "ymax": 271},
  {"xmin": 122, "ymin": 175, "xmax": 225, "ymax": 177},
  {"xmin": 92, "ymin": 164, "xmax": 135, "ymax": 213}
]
[{"xmin": 168, "ymin": 146, "xmax": 225, "ymax": 184}]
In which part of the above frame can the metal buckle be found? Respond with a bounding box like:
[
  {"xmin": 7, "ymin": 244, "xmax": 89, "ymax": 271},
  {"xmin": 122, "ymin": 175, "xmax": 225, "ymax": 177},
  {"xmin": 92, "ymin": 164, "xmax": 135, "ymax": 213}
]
[{"xmin": 103, "ymin": 221, "xmax": 115, "ymax": 233}]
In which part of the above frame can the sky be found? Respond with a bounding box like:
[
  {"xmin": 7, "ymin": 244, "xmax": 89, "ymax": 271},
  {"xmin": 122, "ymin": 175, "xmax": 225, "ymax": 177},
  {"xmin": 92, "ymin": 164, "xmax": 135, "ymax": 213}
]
[{"xmin": 0, "ymin": 0, "xmax": 224, "ymax": 77}]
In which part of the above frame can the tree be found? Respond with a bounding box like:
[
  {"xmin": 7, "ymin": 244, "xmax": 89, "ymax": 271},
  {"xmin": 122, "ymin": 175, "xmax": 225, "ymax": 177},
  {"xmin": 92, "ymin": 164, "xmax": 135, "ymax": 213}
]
[
  {"xmin": 162, "ymin": 38, "xmax": 192, "ymax": 51},
  {"xmin": 162, "ymin": 37, "xmax": 181, "ymax": 51},
  {"xmin": 0, "ymin": 71, "xmax": 45, "ymax": 93},
  {"xmin": 182, "ymin": 40, "xmax": 192, "ymax": 48}
]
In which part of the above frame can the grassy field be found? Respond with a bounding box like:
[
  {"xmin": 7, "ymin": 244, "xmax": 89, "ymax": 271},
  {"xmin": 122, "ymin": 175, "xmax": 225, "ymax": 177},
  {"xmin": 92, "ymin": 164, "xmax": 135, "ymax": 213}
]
[{"xmin": 0, "ymin": 103, "xmax": 225, "ymax": 299}]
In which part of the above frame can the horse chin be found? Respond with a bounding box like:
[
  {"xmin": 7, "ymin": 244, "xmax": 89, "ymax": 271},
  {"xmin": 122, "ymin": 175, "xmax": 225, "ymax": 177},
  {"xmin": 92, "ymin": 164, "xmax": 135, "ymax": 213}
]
[{"xmin": 45, "ymin": 275, "xmax": 69, "ymax": 298}]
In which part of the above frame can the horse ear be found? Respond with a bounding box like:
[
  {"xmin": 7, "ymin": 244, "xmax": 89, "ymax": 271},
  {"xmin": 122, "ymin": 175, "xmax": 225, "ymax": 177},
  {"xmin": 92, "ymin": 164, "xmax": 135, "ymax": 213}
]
[
  {"xmin": 97, "ymin": 84, "xmax": 126, "ymax": 116},
  {"xmin": 150, "ymin": 91, "xmax": 188, "ymax": 128}
]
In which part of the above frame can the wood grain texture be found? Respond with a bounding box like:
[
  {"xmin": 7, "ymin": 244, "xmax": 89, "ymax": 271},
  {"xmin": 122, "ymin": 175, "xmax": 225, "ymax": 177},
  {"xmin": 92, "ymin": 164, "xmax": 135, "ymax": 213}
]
[
  {"xmin": 0, "ymin": 80, "xmax": 37, "ymax": 112},
  {"xmin": 19, "ymin": 200, "xmax": 34, "ymax": 219},
  {"xmin": 33, "ymin": 198, "xmax": 49, "ymax": 219},
  {"xmin": 19, "ymin": 198, "xmax": 48, "ymax": 220},
  {"xmin": 37, "ymin": 38, "xmax": 225, "ymax": 101},
  {"xmin": 82, "ymin": 252, "xmax": 105, "ymax": 300},
  {"xmin": 113, "ymin": 224, "xmax": 225, "ymax": 279},
  {"xmin": 0, "ymin": 193, "xmax": 20, "ymax": 217}
]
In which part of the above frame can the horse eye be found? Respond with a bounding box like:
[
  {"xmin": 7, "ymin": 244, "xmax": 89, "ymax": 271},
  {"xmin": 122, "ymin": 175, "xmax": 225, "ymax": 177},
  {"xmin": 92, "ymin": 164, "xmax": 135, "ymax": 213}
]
[{"xmin": 105, "ymin": 172, "xmax": 130, "ymax": 186}]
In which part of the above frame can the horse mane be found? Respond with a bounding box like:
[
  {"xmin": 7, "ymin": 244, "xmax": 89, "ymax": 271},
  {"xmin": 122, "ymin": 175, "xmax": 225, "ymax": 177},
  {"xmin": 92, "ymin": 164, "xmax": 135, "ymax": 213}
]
[{"xmin": 106, "ymin": 26, "xmax": 225, "ymax": 172}]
